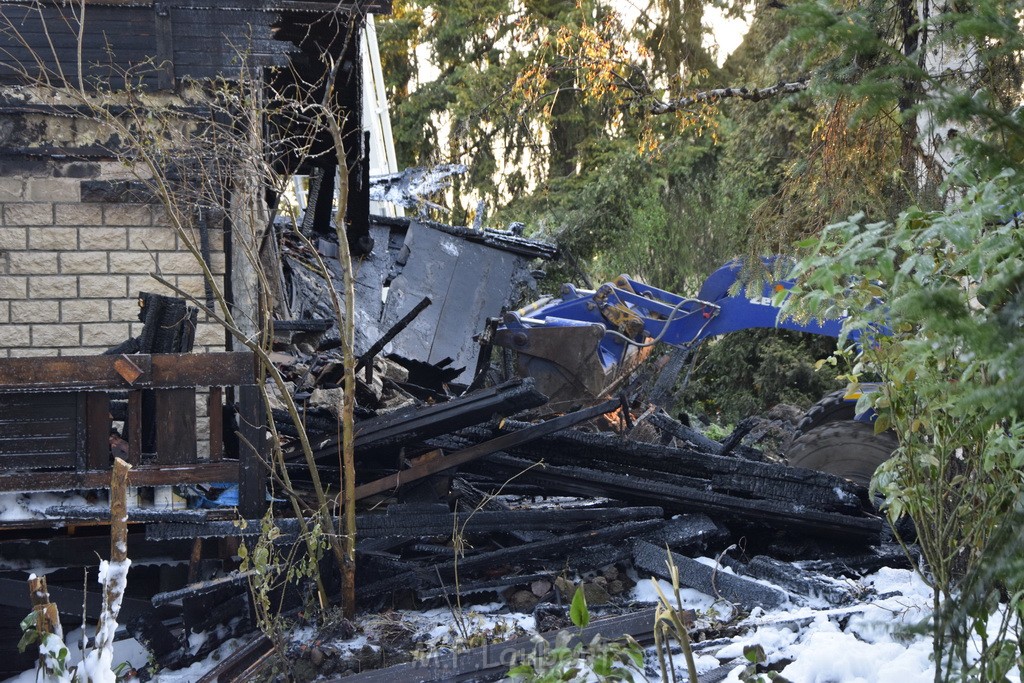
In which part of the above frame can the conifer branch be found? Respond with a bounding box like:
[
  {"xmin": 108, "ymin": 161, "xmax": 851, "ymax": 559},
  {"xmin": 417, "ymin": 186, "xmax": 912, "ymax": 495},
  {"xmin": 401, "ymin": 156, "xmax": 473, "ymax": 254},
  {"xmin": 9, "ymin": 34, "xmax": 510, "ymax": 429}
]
[{"xmin": 649, "ymin": 80, "xmax": 809, "ymax": 114}]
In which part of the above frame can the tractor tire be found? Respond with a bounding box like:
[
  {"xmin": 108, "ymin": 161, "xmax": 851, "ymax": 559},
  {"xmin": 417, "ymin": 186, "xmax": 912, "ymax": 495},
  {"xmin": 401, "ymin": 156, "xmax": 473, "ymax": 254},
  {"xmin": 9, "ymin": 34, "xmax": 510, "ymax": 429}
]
[
  {"xmin": 794, "ymin": 389, "xmax": 856, "ymax": 437},
  {"xmin": 787, "ymin": 420, "xmax": 897, "ymax": 487}
]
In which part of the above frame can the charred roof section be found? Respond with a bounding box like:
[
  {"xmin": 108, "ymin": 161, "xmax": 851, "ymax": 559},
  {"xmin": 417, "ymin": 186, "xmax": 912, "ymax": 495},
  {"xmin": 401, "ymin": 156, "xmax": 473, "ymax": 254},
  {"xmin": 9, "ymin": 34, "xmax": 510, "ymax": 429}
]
[{"xmin": 0, "ymin": 1, "xmax": 390, "ymax": 90}]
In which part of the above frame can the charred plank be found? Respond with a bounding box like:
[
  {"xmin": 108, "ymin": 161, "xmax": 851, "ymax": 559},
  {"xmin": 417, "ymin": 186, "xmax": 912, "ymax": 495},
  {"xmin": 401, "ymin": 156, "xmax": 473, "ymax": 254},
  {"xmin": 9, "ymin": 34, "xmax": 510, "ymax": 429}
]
[
  {"xmin": 741, "ymin": 555, "xmax": 857, "ymax": 606},
  {"xmin": 352, "ymin": 398, "xmax": 619, "ymax": 500},
  {"xmin": 416, "ymin": 573, "xmax": 553, "ymax": 601},
  {"xmin": 308, "ymin": 378, "xmax": 547, "ymax": 461},
  {"xmin": 633, "ymin": 540, "xmax": 790, "ymax": 611},
  {"xmin": 43, "ymin": 506, "xmax": 208, "ymax": 523},
  {"xmin": 477, "ymin": 454, "xmax": 883, "ymax": 542},
  {"xmin": 464, "ymin": 424, "xmax": 865, "ymax": 514}
]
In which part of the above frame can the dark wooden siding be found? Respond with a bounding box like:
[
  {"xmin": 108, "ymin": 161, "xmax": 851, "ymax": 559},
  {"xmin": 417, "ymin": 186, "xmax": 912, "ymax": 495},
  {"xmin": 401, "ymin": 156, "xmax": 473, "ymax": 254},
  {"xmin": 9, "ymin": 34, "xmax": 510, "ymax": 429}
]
[
  {"xmin": 0, "ymin": 393, "xmax": 83, "ymax": 470},
  {"xmin": 0, "ymin": 1, "xmax": 387, "ymax": 90}
]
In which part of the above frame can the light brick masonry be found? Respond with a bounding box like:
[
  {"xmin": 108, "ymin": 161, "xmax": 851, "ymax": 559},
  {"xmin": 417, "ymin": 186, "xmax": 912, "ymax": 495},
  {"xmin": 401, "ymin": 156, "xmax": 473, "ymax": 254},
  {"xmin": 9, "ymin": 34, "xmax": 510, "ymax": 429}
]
[{"xmin": 0, "ymin": 169, "xmax": 227, "ymax": 357}]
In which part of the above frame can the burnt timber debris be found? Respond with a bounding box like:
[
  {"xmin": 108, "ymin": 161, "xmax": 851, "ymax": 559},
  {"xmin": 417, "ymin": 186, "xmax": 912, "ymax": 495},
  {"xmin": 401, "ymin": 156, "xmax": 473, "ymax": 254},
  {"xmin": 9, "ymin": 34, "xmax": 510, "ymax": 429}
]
[
  {"xmin": 0, "ymin": 259, "xmax": 898, "ymax": 679},
  {"xmin": 0, "ymin": 211, "xmax": 897, "ymax": 678}
]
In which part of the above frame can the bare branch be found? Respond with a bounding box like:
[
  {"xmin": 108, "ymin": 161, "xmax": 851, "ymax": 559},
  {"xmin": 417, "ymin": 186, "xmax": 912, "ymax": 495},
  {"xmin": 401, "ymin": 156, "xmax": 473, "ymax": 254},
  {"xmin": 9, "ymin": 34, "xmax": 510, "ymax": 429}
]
[{"xmin": 648, "ymin": 80, "xmax": 810, "ymax": 115}]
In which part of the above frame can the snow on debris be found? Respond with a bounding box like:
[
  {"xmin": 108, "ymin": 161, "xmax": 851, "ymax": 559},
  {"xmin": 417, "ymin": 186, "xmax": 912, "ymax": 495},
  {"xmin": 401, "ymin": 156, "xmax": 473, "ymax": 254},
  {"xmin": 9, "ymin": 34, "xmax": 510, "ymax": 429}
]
[
  {"xmin": 0, "ymin": 492, "xmax": 93, "ymax": 522},
  {"xmin": 78, "ymin": 559, "xmax": 132, "ymax": 683}
]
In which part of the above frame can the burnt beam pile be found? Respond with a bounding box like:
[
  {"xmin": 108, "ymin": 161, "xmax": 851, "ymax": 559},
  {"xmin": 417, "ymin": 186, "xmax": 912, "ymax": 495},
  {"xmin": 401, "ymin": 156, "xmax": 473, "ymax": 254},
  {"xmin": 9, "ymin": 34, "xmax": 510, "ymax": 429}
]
[{"xmin": 449, "ymin": 420, "xmax": 882, "ymax": 543}]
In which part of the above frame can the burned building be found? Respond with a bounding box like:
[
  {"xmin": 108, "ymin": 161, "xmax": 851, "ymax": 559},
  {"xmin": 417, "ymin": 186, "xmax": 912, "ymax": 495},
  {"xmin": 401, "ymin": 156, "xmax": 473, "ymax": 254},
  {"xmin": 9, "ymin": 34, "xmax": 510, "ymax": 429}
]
[
  {"xmin": 0, "ymin": 2, "xmax": 387, "ymax": 669},
  {"xmin": 0, "ymin": 0, "xmax": 385, "ymax": 359}
]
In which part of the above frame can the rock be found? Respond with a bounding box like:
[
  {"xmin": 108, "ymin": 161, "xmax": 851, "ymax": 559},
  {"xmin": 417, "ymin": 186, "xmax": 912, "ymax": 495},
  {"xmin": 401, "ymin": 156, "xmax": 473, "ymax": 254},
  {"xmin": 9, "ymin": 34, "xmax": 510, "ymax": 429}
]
[
  {"xmin": 530, "ymin": 579, "xmax": 552, "ymax": 598},
  {"xmin": 582, "ymin": 581, "xmax": 610, "ymax": 606},
  {"xmin": 293, "ymin": 363, "xmax": 314, "ymax": 390},
  {"xmin": 508, "ymin": 589, "xmax": 540, "ymax": 613},
  {"xmin": 382, "ymin": 359, "xmax": 409, "ymax": 383},
  {"xmin": 554, "ymin": 576, "xmax": 574, "ymax": 599},
  {"xmin": 310, "ymin": 387, "xmax": 346, "ymax": 416},
  {"xmin": 265, "ymin": 380, "xmax": 295, "ymax": 411}
]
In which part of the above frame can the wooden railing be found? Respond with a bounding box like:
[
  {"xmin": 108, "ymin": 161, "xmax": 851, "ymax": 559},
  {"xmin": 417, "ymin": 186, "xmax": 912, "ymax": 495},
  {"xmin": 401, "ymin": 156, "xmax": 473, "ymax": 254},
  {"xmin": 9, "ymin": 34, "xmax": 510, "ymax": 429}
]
[{"xmin": 0, "ymin": 352, "xmax": 267, "ymax": 517}]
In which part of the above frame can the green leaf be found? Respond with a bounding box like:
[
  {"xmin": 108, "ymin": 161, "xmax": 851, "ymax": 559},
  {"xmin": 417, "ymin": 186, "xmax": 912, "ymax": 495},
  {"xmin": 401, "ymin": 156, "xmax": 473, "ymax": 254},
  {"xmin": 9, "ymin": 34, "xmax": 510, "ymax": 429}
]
[
  {"xmin": 743, "ymin": 644, "xmax": 766, "ymax": 664},
  {"xmin": 507, "ymin": 664, "xmax": 533, "ymax": 677},
  {"xmin": 17, "ymin": 628, "xmax": 37, "ymax": 653},
  {"xmin": 610, "ymin": 667, "xmax": 635, "ymax": 681},
  {"xmin": 592, "ymin": 654, "xmax": 612, "ymax": 677},
  {"xmin": 19, "ymin": 611, "xmax": 35, "ymax": 632},
  {"xmin": 570, "ymin": 585, "xmax": 590, "ymax": 628}
]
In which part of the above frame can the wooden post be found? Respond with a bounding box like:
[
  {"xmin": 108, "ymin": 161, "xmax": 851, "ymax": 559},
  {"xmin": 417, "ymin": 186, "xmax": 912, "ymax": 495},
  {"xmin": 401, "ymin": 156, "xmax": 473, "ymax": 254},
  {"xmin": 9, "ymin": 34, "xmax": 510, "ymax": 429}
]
[
  {"xmin": 208, "ymin": 386, "xmax": 223, "ymax": 462},
  {"xmin": 127, "ymin": 390, "xmax": 142, "ymax": 466},
  {"xmin": 237, "ymin": 384, "xmax": 267, "ymax": 519},
  {"xmin": 27, "ymin": 575, "xmax": 62, "ymax": 669},
  {"xmin": 92, "ymin": 458, "xmax": 132, "ymax": 660},
  {"xmin": 110, "ymin": 457, "xmax": 131, "ymax": 564},
  {"xmin": 85, "ymin": 393, "xmax": 111, "ymax": 469}
]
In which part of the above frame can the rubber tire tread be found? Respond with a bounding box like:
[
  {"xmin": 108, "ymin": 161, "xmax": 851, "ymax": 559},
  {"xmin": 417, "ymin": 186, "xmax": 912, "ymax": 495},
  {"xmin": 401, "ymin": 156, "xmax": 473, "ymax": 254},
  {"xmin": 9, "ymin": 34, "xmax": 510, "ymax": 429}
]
[
  {"xmin": 787, "ymin": 421, "xmax": 896, "ymax": 487},
  {"xmin": 795, "ymin": 389, "xmax": 856, "ymax": 436}
]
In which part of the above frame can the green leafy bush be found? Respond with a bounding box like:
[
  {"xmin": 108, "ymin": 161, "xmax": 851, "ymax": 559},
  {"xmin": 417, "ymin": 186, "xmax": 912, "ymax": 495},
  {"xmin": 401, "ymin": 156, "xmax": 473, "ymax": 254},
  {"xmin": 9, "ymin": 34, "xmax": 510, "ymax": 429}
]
[
  {"xmin": 790, "ymin": 171, "xmax": 1024, "ymax": 680},
  {"xmin": 508, "ymin": 585, "xmax": 644, "ymax": 682},
  {"xmin": 685, "ymin": 329, "xmax": 841, "ymax": 424}
]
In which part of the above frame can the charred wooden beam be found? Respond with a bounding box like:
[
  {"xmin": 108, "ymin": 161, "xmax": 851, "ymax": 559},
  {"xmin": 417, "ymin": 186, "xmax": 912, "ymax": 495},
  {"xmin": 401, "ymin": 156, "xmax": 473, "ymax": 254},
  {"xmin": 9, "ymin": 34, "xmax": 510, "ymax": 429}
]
[
  {"xmin": 462, "ymin": 423, "xmax": 866, "ymax": 514},
  {"xmin": 43, "ymin": 506, "xmax": 208, "ymax": 523},
  {"xmin": 358, "ymin": 504, "xmax": 665, "ymax": 537},
  {"xmin": 352, "ymin": 398, "xmax": 620, "ymax": 500},
  {"xmin": 0, "ymin": 462, "xmax": 239, "ymax": 492},
  {"xmin": 633, "ymin": 540, "xmax": 790, "ymax": 611},
  {"xmin": 416, "ymin": 573, "xmax": 553, "ymax": 601},
  {"xmin": 0, "ymin": 577, "xmax": 152, "ymax": 621},
  {"xmin": 307, "ymin": 378, "xmax": 548, "ymax": 461},
  {"xmin": 0, "ymin": 355, "xmax": 154, "ymax": 392},
  {"xmin": 145, "ymin": 505, "xmax": 663, "ymax": 543},
  {"xmin": 478, "ymin": 454, "xmax": 883, "ymax": 542},
  {"xmin": 741, "ymin": 555, "xmax": 856, "ymax": 606},
  {"xmin": 646, "ymin": 411, "xmax": 723, "ymax": 454},
  {"xmin": 151, "ymin": 571, "xmax": 255, "ymax": 608},
  {"xmin": 645, "ymin": 514, "xmax": 729, "ymax": 554},
  {"xmin": 0, "ymin": 534, "xmax": 201, "ymax": 569},
  {"xmin": 0, "ymin": 352, "xmax": 254, "ymax": 392}
]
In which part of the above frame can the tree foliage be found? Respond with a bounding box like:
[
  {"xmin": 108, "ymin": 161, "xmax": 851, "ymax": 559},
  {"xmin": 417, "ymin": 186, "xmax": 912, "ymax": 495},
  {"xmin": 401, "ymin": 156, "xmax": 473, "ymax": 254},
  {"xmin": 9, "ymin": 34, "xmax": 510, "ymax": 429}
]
[
  {"xmin": 686, "ymin": 329, "xmax": 841, "ymax": 424},
  {"xmin": 787, "ymin": 0, "xmax": 1024, "ymax": 675}
]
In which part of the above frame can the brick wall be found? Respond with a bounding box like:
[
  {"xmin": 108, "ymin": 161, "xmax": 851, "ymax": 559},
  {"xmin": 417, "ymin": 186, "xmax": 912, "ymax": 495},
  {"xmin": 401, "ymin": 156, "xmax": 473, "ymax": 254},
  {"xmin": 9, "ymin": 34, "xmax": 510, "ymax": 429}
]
[{"xmin": 0, "ymin": 163, "xmax": 226, "ymax": 358}]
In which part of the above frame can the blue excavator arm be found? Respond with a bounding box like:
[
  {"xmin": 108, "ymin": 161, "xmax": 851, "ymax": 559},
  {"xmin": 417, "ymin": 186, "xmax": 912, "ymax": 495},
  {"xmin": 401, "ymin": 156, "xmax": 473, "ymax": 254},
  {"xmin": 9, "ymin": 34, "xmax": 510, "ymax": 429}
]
[{"xmin": 491, "ymin": 259, "xmax": 851, "ymax": 405}]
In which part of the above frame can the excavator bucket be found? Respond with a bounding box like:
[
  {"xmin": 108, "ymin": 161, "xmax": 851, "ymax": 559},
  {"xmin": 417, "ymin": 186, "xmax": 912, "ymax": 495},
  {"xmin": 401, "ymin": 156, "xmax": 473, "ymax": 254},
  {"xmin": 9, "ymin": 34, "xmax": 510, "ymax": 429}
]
[{"xmin": 492, "ymin": 322, "xmax": 609, "ymax": 406}]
